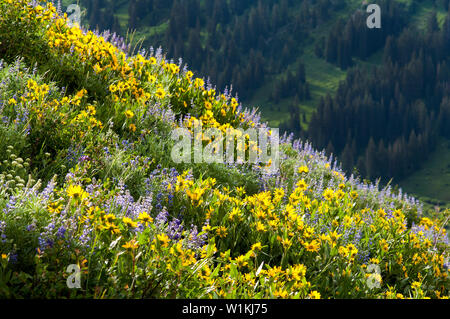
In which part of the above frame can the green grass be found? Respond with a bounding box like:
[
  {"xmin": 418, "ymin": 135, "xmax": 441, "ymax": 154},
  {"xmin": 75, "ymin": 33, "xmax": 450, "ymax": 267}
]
[
  {"xmin": 250, "ymin": 51, "xmax": 347, "ymax": 130},
  {"xmin": 399, "ymin": 138, "xmax": 450, "ymax": 210}
]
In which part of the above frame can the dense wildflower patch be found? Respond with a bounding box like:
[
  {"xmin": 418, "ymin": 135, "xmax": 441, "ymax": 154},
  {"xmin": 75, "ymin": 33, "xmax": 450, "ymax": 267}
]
[{"xmin": 0, "ymin": 1, "xmax": 448, "ymax": 298}]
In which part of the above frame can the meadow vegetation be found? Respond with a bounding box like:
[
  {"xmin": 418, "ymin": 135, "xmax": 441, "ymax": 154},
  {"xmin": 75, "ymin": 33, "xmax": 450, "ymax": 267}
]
[{"xmin": 0, "ymin": 1, "xmax": 448, "ymax": 298}]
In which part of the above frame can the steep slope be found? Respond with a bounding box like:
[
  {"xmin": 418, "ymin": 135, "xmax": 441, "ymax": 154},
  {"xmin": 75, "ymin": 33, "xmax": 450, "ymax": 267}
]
[
  {"xmin": 0, "ymin": 1, "xmax": 448, "ymax": 298},
  {"xmin": 58, "ymin": 0, "xmax": 450, "ymax": 208}
]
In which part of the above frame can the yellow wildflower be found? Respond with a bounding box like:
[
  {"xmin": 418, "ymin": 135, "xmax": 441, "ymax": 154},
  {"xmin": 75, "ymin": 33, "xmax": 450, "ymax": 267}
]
[
  {"xmin": 296, "ymin": 179, "xmax": 308, "ymax": 192},
  {"xmin": 102, "ymin": 222, "xmax": 121, "ymax": 235},
  {"xmin": 216, "ymin": 226, "xmax": 228, "ymax": 238},
  {"xmin": 350, "ymin": 191, "xmax": 358, "ymax": 199},
  {"xmin": 411, "ymin": 281, "xmax": 421, "ymax": 290},
  {"xmin": 155, "ymin": 87, "xmax": 166, "ymax": 99},
  {"xmin": 185, "ymin": 71, "xmax": 194, "ymax": 79},
  {"xmin": 122, "ymin": 239, "xmax": 139, "ymax": 250},
  {"xmin": 379, "ymin": 239, "xmax": 389, "ymax": 253},
  {"xmin": 124, "ymin": 110, "xmax": 134, "ymax": 119},
  {"xmin": 104, "ymin": 214, "xmax": 116, "ymax": 223},
  {"xmin": 256, "ymin": 221, "xmax": 266, "ymax": 233},
  {"xmin": 304, "ymin": 240, "xmax": 321, "ymax": 253},
  {"xmin": 308, "ymin": 291, "xmax": 321, "ymax": 299},
  {"xmin": 273, "ymin": 289, "xmax": 289, "ymax": 298},
  {"xmin": 323, "ymin": 188, "xmax": 334, "ymax": 201},
  {"xmin": 169, "ymin": 63, "xmax": 180, "ymax": 74},
  {"xmin": 297, "ymin": 165, "xmax": 309, "ymax": 174},
  {"xmin": 157, "ymin": 234, "xmax": 170, "ymax": 248},
  {"xmin": 47, "ymin": 201, "xmax": 62, "ymax": 214},
  {"xmin": 122, "ymin": 217, "xmax": 138, "ymax": 228},
  {"xmin": 194, "ymin": 78, "xmax": 204, "ymax": 88},
  {"xmin": 67, "ymin": 185, "xmax": 88, "ymax": 201},
  {"xmin": 138, "ymin": 211, "xmax": 153, "ymax": 226},
  {"xmin": 251, "ymin": 242, "xmax": 262, "ymax": 252},
  {"xmin": 235, "ymin": 255, "xmax": 248, "ymax": 268}
]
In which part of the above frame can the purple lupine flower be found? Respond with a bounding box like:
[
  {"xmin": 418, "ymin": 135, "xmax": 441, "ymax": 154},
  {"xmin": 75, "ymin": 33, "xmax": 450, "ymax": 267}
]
[
  {"xmin": 155, "ymin": 207, "xmax": 169, "ymax": 226},
  {"xmin": 187, "ymin": 225, "xmax": 207, "ymax": 250},
  {"xmin": 8, "ymin": 252, "xmax": 18, "ymax": 264},
  {"xmin": 78, "ymin": 224, "xmax": 92, "ymax": 250},
  {"xmin": 79, "ymin": 155, "xmax": 90, "ymax": 162},
  {"xmin": 0, "ymin": 221, "xmax": 6, "ymax": 243},
  {"xmin": 444, "ymin": 260, "xmax": 449, "ymax": 270},
  {"xmin": 41, "ymin": 179, "xmax": 56, "ymax": 202},
  {"xmin": 3, "ymin": 196, "xmax": 16, "ymax": 214},
  {"xmin": 103, "ymin": 146, "xmax": 111, "ymax": 157},
  {"xmin": 38, "ymin": 222, "xmax": 56, "ymax": 252},
  {"xmin": 167, "ymin": 218, "xmax": 183, "ymax": 240},
  {"xmin": 56, "ymin": 226, "xmax": 66, "ymax": 239}
]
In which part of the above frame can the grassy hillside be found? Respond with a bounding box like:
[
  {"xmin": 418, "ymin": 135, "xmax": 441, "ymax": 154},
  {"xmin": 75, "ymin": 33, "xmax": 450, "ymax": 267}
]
[
  {"xmin": 400, "ymin": 138, "xmax": 450, "ymax": 209},
  {"xmin": 65, "ymin": 1, "xmax": 450, "ymax": 209},
  {"xmin": 0, "ymin": 1, "xmax": 448, "ymax": 299}
]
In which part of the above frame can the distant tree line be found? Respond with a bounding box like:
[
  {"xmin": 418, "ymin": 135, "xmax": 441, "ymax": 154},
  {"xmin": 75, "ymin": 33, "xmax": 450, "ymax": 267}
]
[
  {"xmin": 308, "ymin": 8, "xmax": 450, "ymax": 182},
  {"xmin": 159, "ymin": 0, "xmax": 345, "ymax": 101},
  {"xmin": 317, "ymin": 0, "xmax": 407, "ymax": 70},
  {"xmin": 80, "ymin": 0, "xmax": 350, "ymax": 102},
  {"xmin": 270, "ymin": 62, "xmax": 310, "ymax": 103}
]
